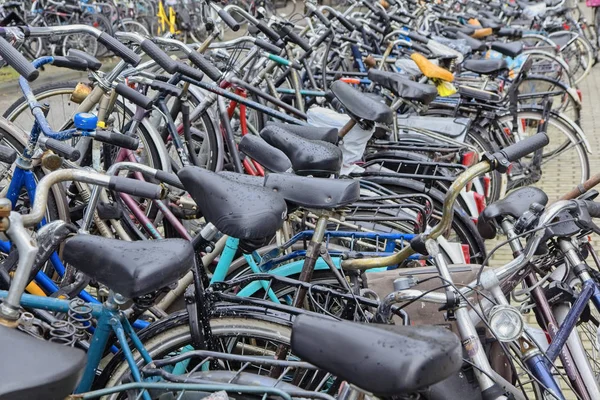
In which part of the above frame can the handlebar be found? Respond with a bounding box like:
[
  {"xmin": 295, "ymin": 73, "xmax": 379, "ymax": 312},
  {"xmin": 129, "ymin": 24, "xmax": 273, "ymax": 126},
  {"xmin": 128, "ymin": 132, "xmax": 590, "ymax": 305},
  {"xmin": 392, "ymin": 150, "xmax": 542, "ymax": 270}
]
[
  {"xmin": 22, "ymin": 169, "xmax": 164, "ymax": 228},
  {"xmin": 341, "ymin": 132, "xmax": 550, "ymax": 270}
]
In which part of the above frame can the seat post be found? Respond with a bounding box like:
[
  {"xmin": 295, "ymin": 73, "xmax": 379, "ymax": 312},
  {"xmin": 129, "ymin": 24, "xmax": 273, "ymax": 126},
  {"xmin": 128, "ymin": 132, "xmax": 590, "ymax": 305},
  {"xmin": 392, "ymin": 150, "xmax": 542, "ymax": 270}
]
[{"xmin": 292, "ymin": 211, "xmax": 330, "ymax": 309}]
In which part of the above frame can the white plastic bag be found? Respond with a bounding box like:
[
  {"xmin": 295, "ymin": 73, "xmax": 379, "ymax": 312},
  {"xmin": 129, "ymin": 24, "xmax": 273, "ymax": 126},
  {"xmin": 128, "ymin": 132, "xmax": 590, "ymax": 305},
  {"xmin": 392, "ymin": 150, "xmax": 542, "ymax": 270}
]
[{"xmin": 307, "ymin": 106, "xmax": 373, "ymax": 175}]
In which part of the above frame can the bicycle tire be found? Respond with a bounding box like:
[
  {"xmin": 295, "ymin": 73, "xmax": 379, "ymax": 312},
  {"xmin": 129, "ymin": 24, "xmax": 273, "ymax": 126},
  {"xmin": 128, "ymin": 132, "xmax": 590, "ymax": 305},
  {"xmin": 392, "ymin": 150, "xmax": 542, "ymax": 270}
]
[{"xmin": 96, "ymin": 311, "xmax": 297, "ymax": 396}]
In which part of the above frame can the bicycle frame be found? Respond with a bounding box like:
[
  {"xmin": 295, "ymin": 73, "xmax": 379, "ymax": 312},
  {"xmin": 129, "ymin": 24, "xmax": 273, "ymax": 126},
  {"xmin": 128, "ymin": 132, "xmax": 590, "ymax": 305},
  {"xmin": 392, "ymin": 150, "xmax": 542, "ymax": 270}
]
[{"xmin": 0, "ymin": 289, "xmax": 152, "ymax": 397}]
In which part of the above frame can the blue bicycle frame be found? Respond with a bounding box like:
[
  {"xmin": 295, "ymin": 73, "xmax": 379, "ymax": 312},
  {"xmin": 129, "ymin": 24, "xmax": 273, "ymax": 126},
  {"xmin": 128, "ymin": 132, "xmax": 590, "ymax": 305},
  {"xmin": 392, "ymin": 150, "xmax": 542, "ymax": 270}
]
[
  {"xmin": 210, "ymin": 230, "xmax": 419, "ymax": 301},
  {"xmin": 0, "ymin": 289, "xmax": 152, "ymax": 398},
  {"xmin": 3, "ymin": 56, "xmax": 147, "ymax": 329}
]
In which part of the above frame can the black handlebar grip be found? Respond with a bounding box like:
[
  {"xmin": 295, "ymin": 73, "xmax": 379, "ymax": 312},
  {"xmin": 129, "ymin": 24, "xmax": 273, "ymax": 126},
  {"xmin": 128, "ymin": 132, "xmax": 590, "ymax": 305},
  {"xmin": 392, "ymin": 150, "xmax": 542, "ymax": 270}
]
[
  {"xmin": 362, "ymin": 1, "xmax": 379, "ymax": 14},
  {"xmin": 187, "ymin": 51, "xmax": 222, "ymax": 81},
  {"xmin": 314, "ymin": 28, "xmax": 334, "ymax": 48},
  {"xmin": 495, "ymin": 133, "xmax": 550, "ymax": 164},
  {"xmin": 311, "ymin": 9, "xmax": 331, "ymax": 26},
  {"xmin": 360, "ymin": 44, "xmax": 375, "ymax": 53},
  {"xmin": 93, "ymin": 130, "xmax": 139, "ymax": 150},
  {"xmin": 255, "ymin": 39, "xmax": 282, "ymax": 54},
  {"xmin": 149, "ymin": 80, "xmax": 183, "ymax": 98},
  {"xmin": 0, "ymin": 145, "xmax": 17, "ymax": 164},
  {"xmin": 140, "ymin": 39, "xmax": 178, "ymax": 73},
  {"xmin": 97, "ymin": 32, "xmax": 141, "ymax": 67},
  {"xmin": 408, "ymin": 31, "xmax": 429, "ymax": 44},
  {"xmin": 155, "ymin": 170, "xmax": 184, "ymax": 190},
  {"xmin": 411, "ymin": 42, "xmax": 431, "ymax": 55},
  {"xmin": 67, "ymin": 49, "xmax": 102, "ymax": 71},
  {"xmin": 584, "ymin": 201, "xmax": 600, "ymax": 219},
  {"xmin": 52, "ymin": 56, "xmax": 89, "ymax": 71},
  {"xmin": 335, "ymin": 13, "xmax": 356, "ymax": 32},
  {"xmin": 115, "ymin": 83, "xmax": 153, "ymax": 110},
  {"xmin": 108, "ymin": 176, "xmax": 164, "ymax": 199},
  {"xmin": 279, "ymin": 25, "xmax": 311, "ymax": 52},
  {"xmin": 176, "ymin": 62, "xmax": 204, "ymax": 82},
  {"xmin": 256, "ymin": 20, "xmax": 281, "ymax": 42},
  {"xmin": 42, "ymin": 138, "xmax": 81, "ymax": 161},
  {"xmin": 367, "ymin": 22, "xmax": 385, "ymax": 34},
  {"xmin": 218, "ymin": 8, "xmax": 240, "ymax": 31},
  {"xmin": 0, "ymin": 36, "xmax": 38, "ymax": 82}
]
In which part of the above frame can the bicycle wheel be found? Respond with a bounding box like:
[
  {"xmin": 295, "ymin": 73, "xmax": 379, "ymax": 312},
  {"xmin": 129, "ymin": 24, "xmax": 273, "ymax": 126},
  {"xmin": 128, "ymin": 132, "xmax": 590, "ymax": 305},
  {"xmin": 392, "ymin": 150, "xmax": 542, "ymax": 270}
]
[
  {"xmin": 549, "ymin": 32, "xmax": 594, "ymax": 85},
  {"xmin": 516, "ymin": 75, "xmax": 582, "ymax": 126},
  {"xmin": 114, "ymin": 18, "xmax": 150, "ymax": 36},
  {"xmin": 520, "ymin": 50, "xmax": 575, "ymax": 88},
  {"xmin": 96, "ymin": 312, "xmax": 316, "ymax": 398},
  {"xmin": 493, "ymin": 109, "xmax": 590, "ymax": 193}
]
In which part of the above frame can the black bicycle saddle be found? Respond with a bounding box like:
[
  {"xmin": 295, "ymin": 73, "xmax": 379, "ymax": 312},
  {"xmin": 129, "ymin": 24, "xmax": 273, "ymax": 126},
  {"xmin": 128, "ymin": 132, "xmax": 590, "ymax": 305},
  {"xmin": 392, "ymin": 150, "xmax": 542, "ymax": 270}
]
[
  {"xmin": 260, "ymin": 125, "xmax": 343, "ymax": 177},
  {"xmin": 267, "ymin": 122, "xmax": 338, "ymax": 144},
  {"xmin": 368, "ymin": 69, "xmax": 438, "ymax": 105},
  {"xmin": 0, "ymin": 325, "xmax": 86, "ymax": 400},
  {"xmin": 292, "ymin": 314, "xmax": 462, "ymax": 396},
  {"xmin": 179, "ymin": 167, "xmax": 287, "ymax": 239},
  {"xmin": 462, "ymin": 59, "xmax": 508, "ymax": 75},
  {"xmin": 64, "ymin": 236, "xmax": 194, "ymax": 298},
  {"xmin": 219, "ymin": 172, "xmax": 361, "ymax": 209},
  {"xmin": 490, "ymin": 41, "xmax": 524, "ymax": 58},
  {"xmin": 478, "ymin": 187, "xmax": 549, "ymax": 239},
  {"xmin": 330, "ymin": 80, "xmax": 394, "ymax": 124}
]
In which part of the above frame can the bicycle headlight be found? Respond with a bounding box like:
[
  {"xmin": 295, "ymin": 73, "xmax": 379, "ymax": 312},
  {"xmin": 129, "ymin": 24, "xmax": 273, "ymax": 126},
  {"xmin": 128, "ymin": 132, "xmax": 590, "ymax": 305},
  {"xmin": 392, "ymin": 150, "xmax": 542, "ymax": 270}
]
[{"xmin": 488, "ymin": 305, "xmax": 524, "ymax": 342}]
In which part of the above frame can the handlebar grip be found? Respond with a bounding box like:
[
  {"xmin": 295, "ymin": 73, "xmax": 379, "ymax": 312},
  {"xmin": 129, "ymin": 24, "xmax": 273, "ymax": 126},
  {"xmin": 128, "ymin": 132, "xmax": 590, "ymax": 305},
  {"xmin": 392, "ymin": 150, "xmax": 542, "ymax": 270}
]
[
  {"xmin": 411, "ymin": 42, "xmax": 431, "ymax": 55},
  {"xmin": 408, "ymin": 31, "xmax": 429, "ymax": 44},
  {"xmin": 176, "ymin": 62, "xmax": 205, "ymax": 81},
  {"xmin": 93, "ymin": 130, "xmax": 139, "ymax": 150},
  {"xmin": 218, "ymin": 8, "xmax": 240, "ymax": 31},
  {"xmin": 67, "ymin": 49, "xmax": 102, "ymax": 71},
  {"xmin": 256, "ymin": 20, "xmax": 281, "ymax": 42},
  {"xmin": 367, "ymin": 22, "xmax": 385, "ymax": 34},
  {"xmin": 52, "ymin": 56, "xmax": 89, "ymax": 71},
  {"xmin": 314, "ymin": 28, "xmax": 333, "ymax": 48},
  {"xmin": 362, "ymin": 1, "xmax": 379, "ymax": 14},
  {"xmin": 0, "ymin": 145, "xmax": 17, "ymax": 164},
  {"xmin": 115, "ymin": 83, "xmax": 153, "ymax": 110},
  {"xmin": 97, "ymin": 32, "xmax": 141, "ymax": 67},
  {"xmin": 279, "ymin": 25, "xmax": 311, "ymax": 52},
  {"xmin": 311, "ymin": 9, "xmax": 331, "ymax": 26},
  {"xmin": 335, "ymin": 13, "xmax": 356, "ymax": 32},
  {"xmin": 155, "ymin": 170, "xmax": 184, "ymax": 190},
  {"xmin": 583, "ymin": 201, "xmax": 600, "ymax": 218},
  {"xmin": 108, "ymin": 176, "xmax": 164, "ymax": 199},
  {"xmin": 42, "ymin": 138, "xmax": 81, "ymax": 161},
  {"xmin": 187, "ymin": 51, "xmax": 222, "ymax": 81},
  {"xmin": 0, "ymin": 36, "xmax": 38, "ymax": 82},
  {"xmin": 140, "ymin": 39, "xmax": 178, "ymax": 73},
  {"xmin": 149, "ymin": 79, "xmax": 183, "ymax": 98},
  {"xmin": 255, "ymin": 39, "xmax": 282, "ymax": 54},
  {"xmin": 495, "ymin": 133, "xmax": 550, "ymax": 164}
]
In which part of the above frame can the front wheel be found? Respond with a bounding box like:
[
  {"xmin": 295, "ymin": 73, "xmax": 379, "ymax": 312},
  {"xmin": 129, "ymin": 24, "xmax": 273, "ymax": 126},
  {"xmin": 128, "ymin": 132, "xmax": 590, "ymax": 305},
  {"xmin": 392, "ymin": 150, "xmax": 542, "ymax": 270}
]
[{"xmin": 96, "ymin": 312, "xmax": 305, "ymax": 398}]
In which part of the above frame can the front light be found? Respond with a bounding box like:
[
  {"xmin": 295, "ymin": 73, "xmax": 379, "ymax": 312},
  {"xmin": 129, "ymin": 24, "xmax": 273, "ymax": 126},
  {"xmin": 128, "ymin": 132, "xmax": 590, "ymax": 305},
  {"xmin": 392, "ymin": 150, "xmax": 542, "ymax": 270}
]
[{"xmin": 488, "ymin": 305, "xmax": 524, "ymax": 342}]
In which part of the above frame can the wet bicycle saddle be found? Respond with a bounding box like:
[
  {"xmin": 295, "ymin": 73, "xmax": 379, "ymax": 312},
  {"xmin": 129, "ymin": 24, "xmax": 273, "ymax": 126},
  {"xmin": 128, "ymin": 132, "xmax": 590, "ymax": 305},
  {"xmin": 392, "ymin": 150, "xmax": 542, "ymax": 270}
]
[
  {"xmin": 330, "ymin": 80, "xmax": 394, "ymax": 125},
  {"xmin": 63, "ymin": 237, "xmax": 194, "ymax": 298},
  {"xmin": 267, "ymin": 121, "xmax": 338, "ymax": 144},
  {"xmin": 220, "ymin": 172, "xmax": 361, "ymax": 209},
  {"xmin": 239, "ymin": 134, "xmax": 292, "ymax": 173},
  {"xmin": 461, "ymin": 59, "xmax": 508, "ymax": 75},
  {"xmin": 489, "ymin": 41, "xmax": 524, "ymax": 58},
  {"xmin": 368, "ymin": 69, "xmax": 438, "ymax": 105},
  {"xmin": 454, "ymin": 31, "xmax": 488, "ymax": 52},
  {"xmin": 260, "ymin": 125, "xmax": 343, "ymax": 177},
  {"xmin": 178, "ymin": 167, "xmax": 287, "ymax": 239},
  {"xmin": 292, "ymin": 314, "xmax": 462, "ymax": 396},
  {"xmin": 477, "ymin": 186, "xmax": 549, "ymax": 239},
  {"xmin": 0, "ymin": 325, "xmax": 86, "ymax": 400}
]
